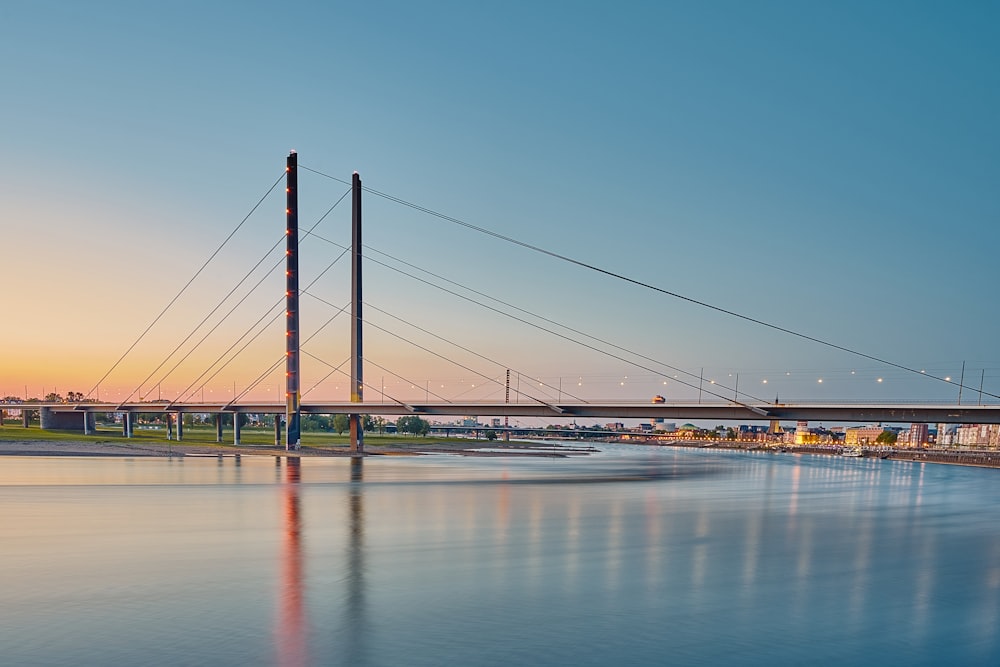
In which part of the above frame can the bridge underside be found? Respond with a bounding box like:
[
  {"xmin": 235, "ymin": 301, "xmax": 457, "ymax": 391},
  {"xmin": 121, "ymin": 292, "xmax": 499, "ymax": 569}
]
[{"xmin": 19, "ymin": 402, "xmax": 1000, "ymax": 426}]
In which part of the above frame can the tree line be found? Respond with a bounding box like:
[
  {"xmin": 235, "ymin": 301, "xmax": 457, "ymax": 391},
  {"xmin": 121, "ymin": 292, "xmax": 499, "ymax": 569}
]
[{"xmin": 302, "ymin": 414, "xmax": 430, "ymax": 436}]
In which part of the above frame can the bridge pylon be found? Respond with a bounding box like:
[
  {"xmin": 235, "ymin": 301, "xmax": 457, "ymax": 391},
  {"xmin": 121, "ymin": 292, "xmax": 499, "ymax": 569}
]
[
  {"xmin": 349, "ymin": 171, "xmax": 364, "ymax": 455},
  {"xmin": 285, "ymin": 151, "xmax": 301, "ymax": 450}
]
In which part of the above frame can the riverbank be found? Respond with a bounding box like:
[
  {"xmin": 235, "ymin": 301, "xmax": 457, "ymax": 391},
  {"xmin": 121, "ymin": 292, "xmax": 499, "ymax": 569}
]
[
  {"xmin": 650, "ymin": 439, "xmax": 1000, "ymax": 469},
  {"xmin": 3, "ymin": 432, "xmax": 998, "ymax": 468},
  {"xmin": 0, "ymin": 437, "xmax": 598, "ymax": 458}
]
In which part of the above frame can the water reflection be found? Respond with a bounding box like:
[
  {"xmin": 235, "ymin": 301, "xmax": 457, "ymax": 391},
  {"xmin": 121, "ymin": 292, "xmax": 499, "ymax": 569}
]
[
  {"xmin": 344, "ymin": 456, "xmax": 366, "ymax": 664},
  {"xmin": 276, "ymin": 457, "xmax": 305, "ymax": 667},
  {"xmin": 3, "ymin": 448, "xmax": 1000, "ymax": 665},
  {"xmin": 274, "ymin": 457, "xmax": 368, "ymax": 665}
]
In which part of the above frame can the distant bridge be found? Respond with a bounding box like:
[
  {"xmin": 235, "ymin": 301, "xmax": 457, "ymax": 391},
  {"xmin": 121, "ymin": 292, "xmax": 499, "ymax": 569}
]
[{"xmin": 13, "ymin": 400, "xmax": 1000, "ymax": 425}]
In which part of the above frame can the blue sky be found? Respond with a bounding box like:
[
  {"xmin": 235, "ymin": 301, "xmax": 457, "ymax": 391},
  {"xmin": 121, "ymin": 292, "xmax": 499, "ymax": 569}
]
[{"xmin": 1, "ymin": 1, "xmax": 998, "ymax": 406}]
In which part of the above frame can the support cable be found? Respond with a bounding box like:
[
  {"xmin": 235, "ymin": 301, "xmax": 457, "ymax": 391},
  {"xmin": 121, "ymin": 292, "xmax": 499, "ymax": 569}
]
[
  {"xmin": 364, "ymin": 244, "xmax": 751, "ymax": 400},
  {"xmin": 300, "ymin": 349, "xmax": 446, "ymax": 406},
  {"xmin": 300, "ymin": 356, "xmax": 351, "ymax": 399},
  {"xmin": 88, "ymin": 171, "xmax": 285, "ymax": 400},
  {"xmin": 302, "ymin": 289, "xmax": 553, "ymax": 404},
  {"xmin": 302, "ymin": 230, "xmax": 749, "ymax": 405},
  {"xmin": 176, "ymin": 246, "xmax": 349, "ymax": 404},
  {"xmin": 302, "ymin": 350, "xmax": 420, "ymax": 408},
  {"xmin": 300, "ymin": 164, "xmax": 996, "ymax": 401},
  {"xmin": 170, "ymin": 191, "xmax": 352, "ymax": 404},
  {"xmin": 144, "ymin": 187, "xmax": 353, "ymax": 401},
  {"xmin": 365, "ymin": 301, "xmax": 589, "ymax": 403},
  {"xmin": 175, "ymin": 301, "xmax": 285, "ymax": 404},
  {"xmin": 226, "ymin": 296, "xmax": 352, "ymax": 407},
  {"xmin": 133, "ymin": 240, "xmax": 285, "ymax": 402},
  {"xmin": 364, "ymin": 318, "xmax": 564, "ymax": 406},
  {"xmin": 298, "ymin": 293, "xmax": 449, "ymax": 403},
  {"xmin": 362, "ymin": 357, "xmax": 451, "ymax": 403}
]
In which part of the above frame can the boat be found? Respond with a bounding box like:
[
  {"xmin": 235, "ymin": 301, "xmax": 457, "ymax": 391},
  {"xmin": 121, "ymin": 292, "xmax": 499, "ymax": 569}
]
[{"xmin": 841, "ymin": 447, "xmax": 862, "ymax": 457}]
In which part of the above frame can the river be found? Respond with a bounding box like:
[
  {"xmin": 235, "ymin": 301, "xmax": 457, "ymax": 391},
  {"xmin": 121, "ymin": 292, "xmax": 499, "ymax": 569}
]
[{"xmin": 2, "ymin": 444, "xmax": 998, "ymax": 665}]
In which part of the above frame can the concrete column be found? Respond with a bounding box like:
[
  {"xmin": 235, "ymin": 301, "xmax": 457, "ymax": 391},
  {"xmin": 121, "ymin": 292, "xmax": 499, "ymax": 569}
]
[
  {"xmin": 176, "ymin": 413, "xmax": 184, "ymax": 441},
  {"xmin": 123, "ymin": 412, "xmax": 132, "ymax": 438},
  {"xmin": 215, "ymin": 413, "xmax": 223, "ymax": 442},
  {"xmin": 166, "ymin": 412, "xmax": 173, "ymax": 440},
  {"xmin": 41, "ymin": 407, "xmax": 95, "ymax": 431},
  {"xmin": 234, "ymin": 413, "xmax": 241, "ymax": 445},
  {"xmin": 0, "ymin": 409, "xmax": 5, "ymax": 426},
  {"xmin": 274, "ymin": 415, "xmax": 282, "ymax": 446},
  {"xmin": 23, "ymin": 410, "xmax": 30, "ymax": 427}
]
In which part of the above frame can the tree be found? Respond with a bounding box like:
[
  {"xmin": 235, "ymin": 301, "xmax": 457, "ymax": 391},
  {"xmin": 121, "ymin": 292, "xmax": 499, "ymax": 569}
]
[
  {"xmin": 726, "ymin": 427, "xmax": 738, "ymax": 440},
  {"xmin": 396, "ymin": 415, "xmax": 430, "ymax": 436},
  {"xmin": 332, "ymin": 414, "xmax": 349, "ymax": 435},
  {"xmin": 485, "ymin": 429, "xmax": 498, "ymax": 441},
  {"xmin": 875, "ymin": 430, "xmax": 897, "ymax": 445},
  {"xmin": 302, "ymin": 415, "xmax": 331, "ymax": 432},
  {"xmin": 44, "ymin": 392, "xmax": 63, "ymax": 402}
]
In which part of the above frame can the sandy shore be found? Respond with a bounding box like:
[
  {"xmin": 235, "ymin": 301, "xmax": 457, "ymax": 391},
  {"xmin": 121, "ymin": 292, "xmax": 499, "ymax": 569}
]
[
  {"xmin": 6, "ymin": 437, "xmax": 996, "ymax": 469},
  {"xmin": 0, "ymin": 439, "xmax": 599, "ymax": 458}
]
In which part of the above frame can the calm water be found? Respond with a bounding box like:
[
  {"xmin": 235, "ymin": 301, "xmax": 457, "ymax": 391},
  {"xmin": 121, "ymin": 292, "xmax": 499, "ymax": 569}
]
[{"xmin": 2, "ymin": 444, "xmax": 999, "ymax": 666}]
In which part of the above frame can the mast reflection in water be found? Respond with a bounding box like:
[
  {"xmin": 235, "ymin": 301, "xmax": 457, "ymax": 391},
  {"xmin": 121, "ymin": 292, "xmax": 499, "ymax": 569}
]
[
  {"xmin": 275, "ymin": 457, "xmax": 305, "ymax": 667},
  {"xmin": 344, "ymin": 456, "xmax": 366, "ymax": 664},
  {"xmin": 275, "ymin": 456, "xmax": 367, "ymax": 667}
]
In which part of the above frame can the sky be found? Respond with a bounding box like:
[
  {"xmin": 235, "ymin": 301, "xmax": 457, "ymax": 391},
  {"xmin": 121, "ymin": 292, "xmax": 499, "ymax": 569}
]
[{"xmin": 1, "ymin": 1, "xmax": 998, "ymax": 409}]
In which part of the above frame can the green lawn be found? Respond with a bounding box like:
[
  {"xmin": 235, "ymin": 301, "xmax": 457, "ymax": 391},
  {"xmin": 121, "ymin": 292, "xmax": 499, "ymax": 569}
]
[{"xmin": 0, "ymin": 422, "xmax": 471, "ymax": 449}]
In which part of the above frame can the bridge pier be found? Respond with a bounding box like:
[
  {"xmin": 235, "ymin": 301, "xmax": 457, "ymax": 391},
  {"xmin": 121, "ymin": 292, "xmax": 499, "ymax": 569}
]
[
  {"xmin": 23, "ymin": 410, "xmax": 30, "ymax": 427},
  {"xmin": 39, "ymin": 407, "xmax": 96, "ymax": 432},
  {"xmin": 215, "ymin": 413, "xmax": 223, "ymax": 442},
  {"xmin": 274, "ymin": 415, "xmax": 282, "ymax": 446},
  {"xmin": 83, "ymin": 411, "xmax": 91, "ymax": 435},
  {"xmin": 176, "ymin": 413, "xmax": 184, "ymax": 441},
  {"xmin": 122, "ymin": 412, "xmax": 132, "ymax": 438},
  {"xmin": 234, "ymin": 413, "xmax": 241, "ymax": 446},
  {"xmin": 0, "ymin": 409, "xmax": 4, "ymax": 426},
  {"xmin": 166, "ymin": 413, "xmax": 173, "ymax": 440}
]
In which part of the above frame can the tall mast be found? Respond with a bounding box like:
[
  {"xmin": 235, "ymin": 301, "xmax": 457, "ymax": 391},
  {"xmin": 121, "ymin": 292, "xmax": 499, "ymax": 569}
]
[{"xmin": 285, "ymin": 151, "xmax": 301, "ymax": 450}]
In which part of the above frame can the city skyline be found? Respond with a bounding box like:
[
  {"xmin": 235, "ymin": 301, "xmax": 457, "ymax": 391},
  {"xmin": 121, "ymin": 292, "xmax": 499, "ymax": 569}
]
[{"xmin": 2, "ymin": 2, "xmax": 998, "ymax": 405}]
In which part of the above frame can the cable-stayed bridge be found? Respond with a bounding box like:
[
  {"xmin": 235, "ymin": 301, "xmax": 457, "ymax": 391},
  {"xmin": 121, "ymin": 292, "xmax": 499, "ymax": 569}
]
[{"xmin": 15, "ymin": 152, "xmax": 999, "ymax": 451}]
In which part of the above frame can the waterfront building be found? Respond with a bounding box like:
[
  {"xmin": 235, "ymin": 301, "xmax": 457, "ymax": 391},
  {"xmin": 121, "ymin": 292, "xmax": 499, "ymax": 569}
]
[
  {"xmin": 908, "ymin": 423, "xmax": 929, "ymax": 447},
  {"xmin": 844, "ymin": 425, "xmax": 885, "ymax": 446},
  {"xmin": 794, "ymin": 420, "xmax": 809, "ymax": 445},
  {"xmin": 937, "ymin": 423, "xmax": 957, "ymax": 446},
  {"xmin": 954, "ymin": 424, "xmax": 1000, "ymax": 449}
]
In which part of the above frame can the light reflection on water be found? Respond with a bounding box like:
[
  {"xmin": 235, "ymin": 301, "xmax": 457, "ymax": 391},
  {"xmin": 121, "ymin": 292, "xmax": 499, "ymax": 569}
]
[{"xmin": 1, "ymin": 445, "xmax": 999, "ymax": 666}]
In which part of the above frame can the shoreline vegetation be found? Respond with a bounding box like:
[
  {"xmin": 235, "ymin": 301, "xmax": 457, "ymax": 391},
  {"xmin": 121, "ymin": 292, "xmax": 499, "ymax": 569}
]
[
  {"xmin": 0, "ymin": 424, "xmax": 598, "ymax": 458},
  {"xmin": 0, "ymin": 424, "xmax": 998, "ymax": 468}
]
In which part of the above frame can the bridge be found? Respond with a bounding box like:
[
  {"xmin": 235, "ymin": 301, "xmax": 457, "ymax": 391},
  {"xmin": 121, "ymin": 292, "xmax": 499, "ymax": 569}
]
[
  {"xmin": 17, "ymin": 400, "xmax": 1000, "ymax": 425},
  {"xmin": 11, "ymin": 152, "xmax": 997, "ymax": 451}
]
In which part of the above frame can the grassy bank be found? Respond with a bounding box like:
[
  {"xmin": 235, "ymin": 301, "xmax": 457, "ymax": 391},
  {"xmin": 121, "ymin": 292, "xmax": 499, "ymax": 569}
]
[{"xmin": 0, "ymin": 422, "xmax": 477, "ymax": 453}]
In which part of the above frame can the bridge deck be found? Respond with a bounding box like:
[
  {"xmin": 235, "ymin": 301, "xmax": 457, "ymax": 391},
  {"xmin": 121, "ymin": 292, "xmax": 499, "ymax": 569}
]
[{"xmin": 7, "ymin": 401, "xmax": 1000, "ymax": 424}]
